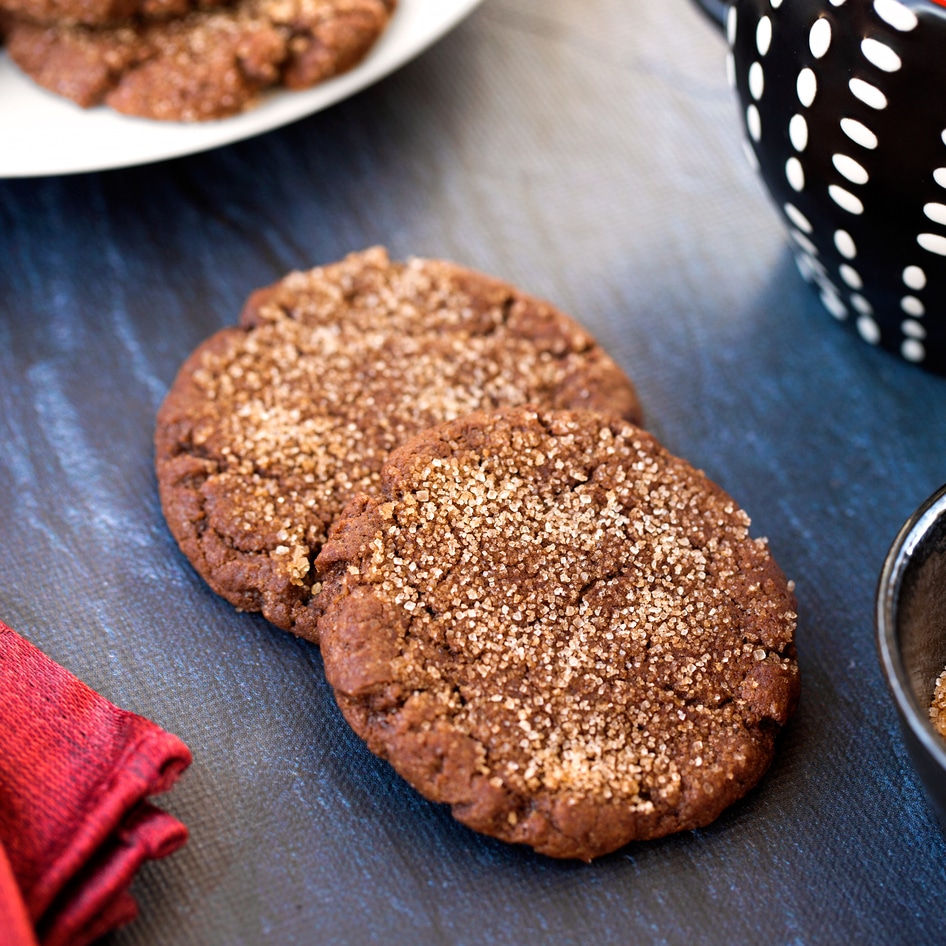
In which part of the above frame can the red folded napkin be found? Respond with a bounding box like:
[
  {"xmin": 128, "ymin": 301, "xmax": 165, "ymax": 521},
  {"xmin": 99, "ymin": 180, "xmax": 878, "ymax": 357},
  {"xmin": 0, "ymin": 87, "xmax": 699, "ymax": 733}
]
[{"xmin": 0, "ymin": 620, "xmax": 192, "ymax": 946}]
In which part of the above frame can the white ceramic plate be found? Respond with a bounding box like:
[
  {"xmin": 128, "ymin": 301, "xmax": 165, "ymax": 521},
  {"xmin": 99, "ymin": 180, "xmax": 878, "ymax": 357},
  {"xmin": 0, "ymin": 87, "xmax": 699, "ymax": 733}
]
[{"xmin": 0, "ymin": 0, "xmax": 483, "ymax": 178}]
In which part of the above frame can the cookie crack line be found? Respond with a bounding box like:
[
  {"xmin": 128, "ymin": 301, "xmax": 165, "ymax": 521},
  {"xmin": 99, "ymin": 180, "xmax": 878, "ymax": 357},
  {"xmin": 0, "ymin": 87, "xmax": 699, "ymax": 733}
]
[
  {"xmin": 441, "ymin": 291, "xmax": 517, "ymax": 343},
  {"xmin": 172, "ymin": 477, "xmax": 321, "ymax": 609}
]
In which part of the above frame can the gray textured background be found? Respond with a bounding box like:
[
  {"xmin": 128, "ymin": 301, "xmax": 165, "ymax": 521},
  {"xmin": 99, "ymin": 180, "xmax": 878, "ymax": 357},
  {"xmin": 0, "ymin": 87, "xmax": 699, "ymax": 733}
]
[{"xmin": 2, "ymin": 0, "xmax": 945, "ymax": 943}]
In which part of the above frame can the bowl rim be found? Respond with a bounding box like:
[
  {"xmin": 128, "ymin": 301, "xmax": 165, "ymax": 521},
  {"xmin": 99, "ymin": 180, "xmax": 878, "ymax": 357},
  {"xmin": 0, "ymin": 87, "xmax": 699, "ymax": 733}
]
[{"xmin": 876, "ymin": 482, "xmax": 946, "ymax": 772}]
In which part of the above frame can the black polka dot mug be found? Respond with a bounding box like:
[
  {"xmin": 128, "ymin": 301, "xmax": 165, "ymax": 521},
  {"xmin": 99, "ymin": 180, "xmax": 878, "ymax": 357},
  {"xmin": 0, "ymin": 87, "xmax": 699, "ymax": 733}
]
[{"xmin": 695, "ymin": 0, "xmax": 946, "ymax": 371}]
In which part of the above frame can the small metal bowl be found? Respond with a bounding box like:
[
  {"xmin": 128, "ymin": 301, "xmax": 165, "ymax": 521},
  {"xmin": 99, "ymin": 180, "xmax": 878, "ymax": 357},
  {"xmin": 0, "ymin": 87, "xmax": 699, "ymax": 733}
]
[{"xmin": 876, "ymin": 483, "xmax": 946, "ymax": 830}]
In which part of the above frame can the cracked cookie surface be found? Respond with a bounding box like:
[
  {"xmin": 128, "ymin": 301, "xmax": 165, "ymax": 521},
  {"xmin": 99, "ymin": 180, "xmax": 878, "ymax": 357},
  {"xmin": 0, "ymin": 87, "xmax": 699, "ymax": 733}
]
[
  {"xmin": 154, "ymin": 248, "xmax": 642, "ymax": 642},
  {"xmin": 3, "ymin": 0, "xmax": 396, "ymax": 120},
  {"xmin": 316, "ymin": 407, "xmax": 799, "ymax": 860}
]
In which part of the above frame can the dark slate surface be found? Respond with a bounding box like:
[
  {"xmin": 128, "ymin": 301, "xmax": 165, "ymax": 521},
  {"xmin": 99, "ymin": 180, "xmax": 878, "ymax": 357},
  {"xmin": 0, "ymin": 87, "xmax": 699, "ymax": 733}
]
[{"xmin": 2, "ymin": 1, "xmax": 945, "ymax": 943}]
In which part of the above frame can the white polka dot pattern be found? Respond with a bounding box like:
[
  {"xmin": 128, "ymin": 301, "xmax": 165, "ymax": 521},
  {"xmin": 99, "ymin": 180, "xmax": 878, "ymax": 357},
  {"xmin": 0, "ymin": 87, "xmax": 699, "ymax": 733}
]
[
  {"xmin": 919, "ymin": 234, "xmax": 946, "ymax": 257},
  {"xmin": 822, "ymin": 290, "xmax": 849, "ymax": 320},
  {"xmin": 786, "ymin": 158, "xmax": 805, "ymax": 191},
  {"xmin": 757, "ymin": 16, "xmax": 773, "ymax": 54},
  {"xmin": 785, "ymin": 203, "xmax": 814, "ymax": 233},
  {"xmin": 747, "ymin": 105, "xmax": 762, "ymax": 142},
  {"xmin": 924, "ymin": 203, "xmax": 946, "ymax": 226},
  {"xmin": 858, "ymin": 315, "xmax": 881, "ymax": 344},
  {"xmin": 797, "ymin": 69, "xmax": 817, "ymax": 107},
  {"xmin": 873, "ymin": 0, "xmax": 918, "ymax": 32},
  {"xmin": 792, "ymin": 229, "xmax": 819, "ymax": 256},
  {"xmin": 833, "ymin": 154, "xmax": 869, "ymax": 185},
  {"xmin": 840, "ymin": 118, "xmax": 878, "ymax": 150},
  {"xmin": 849, "ymin": 78, "xmax": 888, "ymax": 110},
  {"xmin": 851, "ymin": 294, "xmax": 873, "ymax": 315},
  {"xmin": 795, "ymin": 254, "xmax": 817, "ymax": 283},
  {"xmin": 829, "ymin": 185, "xmax": 864, "ymax": 215},
  {"xmin": 903, "ymin": 266, "xmax": 927, "ymax": 291},
  {"xmin": 748, "ymin": 62, "xmax": 765, "ymax": 99},
  {"xmin": 861, "ymin": 37, "xmax": 901, "ymax": 72},
  {"xmin": 833, "ymin": 230, "xmax": 857, "ymax": 259},
  {"xmin": 789, "ymin": 115, "xmax": 809, "ymax": 151},
  {"xmin": 809, "ymin": 18, "xmax": 832, "ymax": 58},
  {"xmin": 840, "ymin": 264, "xmax": 862, "ymax": 289},
  {"xmin": 725, "ymin": 0, "xmax": 946, "ymax": 369}
]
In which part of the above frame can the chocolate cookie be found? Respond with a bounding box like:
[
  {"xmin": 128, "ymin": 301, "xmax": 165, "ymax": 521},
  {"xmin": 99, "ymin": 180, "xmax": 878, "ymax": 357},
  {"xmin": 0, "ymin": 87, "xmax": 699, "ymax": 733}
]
[
  {"xmin": 155, "ymin": 248, "xmax": 642, "ymax": 642},
  {"xmin": 317, "ymin": 407, "xmax": 799, "ymax": 860},
  {"xmin": 3, "ymin": 0, "xmax": 396, "ymax": 121},
  {"xmin": 0, "ymin": 0, "xmax": 225, "ymax": 29}
]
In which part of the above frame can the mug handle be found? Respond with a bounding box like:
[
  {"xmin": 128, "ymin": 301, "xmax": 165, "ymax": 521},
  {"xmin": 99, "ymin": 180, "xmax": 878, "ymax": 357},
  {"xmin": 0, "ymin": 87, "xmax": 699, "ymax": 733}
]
[{"xmin": 692, "ymin": 0, "xmax": 729, "ymax": 30}]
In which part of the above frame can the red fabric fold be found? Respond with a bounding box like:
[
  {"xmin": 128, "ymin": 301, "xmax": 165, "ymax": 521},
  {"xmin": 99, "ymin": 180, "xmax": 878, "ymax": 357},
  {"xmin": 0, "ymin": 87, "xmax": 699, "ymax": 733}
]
[{"xmin": 0, "ymin": 620, "xmax": 192, "ymax": 946}]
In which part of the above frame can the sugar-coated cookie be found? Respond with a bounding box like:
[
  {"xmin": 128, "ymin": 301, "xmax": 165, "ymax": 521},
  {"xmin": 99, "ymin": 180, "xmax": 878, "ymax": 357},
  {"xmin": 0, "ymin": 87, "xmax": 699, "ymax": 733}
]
[
  {"xmin": 317, "ymin": 407, "xmax": 799, "ymax": 860},
  {"xmin": 0, "ymin": 0, "xmax": 225, "ymax": 29},
  {"xmin": 155, "ymin": 249, "xmax": 642, "ymax": 641}
]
